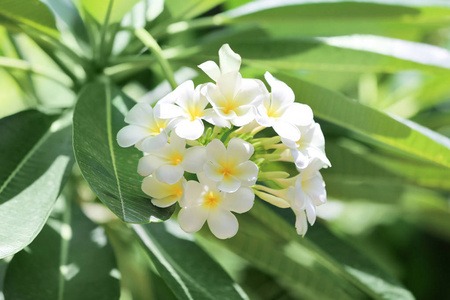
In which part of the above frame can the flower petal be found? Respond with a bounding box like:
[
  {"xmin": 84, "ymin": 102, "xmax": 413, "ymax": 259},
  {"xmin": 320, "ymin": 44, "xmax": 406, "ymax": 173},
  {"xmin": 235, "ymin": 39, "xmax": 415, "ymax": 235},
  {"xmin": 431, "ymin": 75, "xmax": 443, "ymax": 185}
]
[
  {"xmin": 218, "ymin": 175, "xmax": 241, "ymax": 193},
  {"xmin": 152, "ymin": 196, "xmax": 178, "ymax": 208},
  {"xmin": 183, "ymin": 180, "xmax": 205, "ymax": 207},
  {"xmin": 117, "ymin": 125, "xmax": 149, "ymax": 147},
  {"xmin": 138, "ymin": 155, "xmax": 165, "ymax": 176},
  {"xmin": 203, "ymin": 109, "xmax": 231, "ymax": 128},
  {"xmin": 273, "ymin": 120, "xmax": 301, "ymax": 142},
  {"xmin": 223, "ymin": 187, "xmax": 254, "ymax": 213},
  {"xmin": 182, "ymin": 146, "xmax": 207, "ymax": 173},
  {"xmin": 234, "ymin": 161, "xmax": 259, "ymax": 186},
  {"xmin": 141, "ymin": 176, "xmax": 172, "ymax": 199},
  {"xmin": 175, "ymin": 119, "xmax": 204, "ymax": 140},
  {"xmin": 206, "ymin": 139, "xmax": 227, "ymax": 165},
  {"xmin": 178, "ymin": 207, "xmax": 208, "ymax": 233},
  {"xmin": 217, "ymin": 72, "xmax": 241, "ymax": 100},
  {"xmin": 207, "ymin": 209, "xmax": 239, "ymax": 239},
  {"xmin": 227, "ymin": 138, "xmax": 254, "ymax": 164},
  {"xmin": 293, "ymin": 208, "xmax": 308, "ymax": 236},
  {"xmin": 198, "ymin": 60, "xmax": 220, "ymax": 81},
  {"xmin": 283, "ymin": 103, "xmax": 313, "ymax": 127},
  {"xmin": 265, "ymin": 72, "xmax": 295, "ymax": 107},
  {"xmin": 140, "ymin": 131, "xmax": 168, "ymax": 152},
  {"xmin": 292, "ymin": 149, "xmax": 309, "ymax": 170},
  {"xmin": 125, "ymin": 103, "xmax": 154, "ymax": 126},
  {"xmin": 154, "ymin": 103, "xmax": 185, "ymax": 119},
  {"xmin": 203, "ymin": 162, "xmax": 224, "ymax": 182},
  {"xmin": 174, "ymin": 80, "xmax": 195, "ymax": 110},
  {"xmin": 156, "ymin": 164, "xmax": 184, "ymax": 184},
  {"xmin": 219, "ymin": 44, "xmax": 241, "ymax": 75},
  {"xmin": 169, "ymin": 131, "xmax": 186, "ymax": 153}
]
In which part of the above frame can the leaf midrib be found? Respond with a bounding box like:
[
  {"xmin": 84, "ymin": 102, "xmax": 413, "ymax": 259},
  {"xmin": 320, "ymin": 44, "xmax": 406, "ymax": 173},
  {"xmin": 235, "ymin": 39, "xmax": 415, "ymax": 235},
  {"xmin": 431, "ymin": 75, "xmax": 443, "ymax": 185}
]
[{"xmin": 105, "ymin": 82, "xmax": 127, "ymax": 221}]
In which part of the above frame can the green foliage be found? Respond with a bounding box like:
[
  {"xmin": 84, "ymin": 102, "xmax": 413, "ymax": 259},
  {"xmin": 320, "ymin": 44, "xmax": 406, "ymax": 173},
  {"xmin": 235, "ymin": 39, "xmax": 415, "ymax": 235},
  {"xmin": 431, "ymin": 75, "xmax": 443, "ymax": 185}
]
[{"xmin": 0, "ymin": 0, "xmax": 449, "ymax": 299}]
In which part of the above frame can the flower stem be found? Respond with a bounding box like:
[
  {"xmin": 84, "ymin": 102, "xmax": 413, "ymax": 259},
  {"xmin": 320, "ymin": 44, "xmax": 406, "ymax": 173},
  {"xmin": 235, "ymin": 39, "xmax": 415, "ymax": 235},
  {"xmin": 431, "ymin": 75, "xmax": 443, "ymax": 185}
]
[{"xmin": 135, "ymin": 28, "xmax": 177, "ymax": 90}]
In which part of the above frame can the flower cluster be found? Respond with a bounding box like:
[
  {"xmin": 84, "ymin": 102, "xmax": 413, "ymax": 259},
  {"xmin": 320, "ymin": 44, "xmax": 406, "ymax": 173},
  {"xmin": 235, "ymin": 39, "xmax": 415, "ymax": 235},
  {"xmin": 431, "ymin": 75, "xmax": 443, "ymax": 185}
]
[{"xmin": 117, "ymin": 44, "xmax": 330, "ymax": 239}]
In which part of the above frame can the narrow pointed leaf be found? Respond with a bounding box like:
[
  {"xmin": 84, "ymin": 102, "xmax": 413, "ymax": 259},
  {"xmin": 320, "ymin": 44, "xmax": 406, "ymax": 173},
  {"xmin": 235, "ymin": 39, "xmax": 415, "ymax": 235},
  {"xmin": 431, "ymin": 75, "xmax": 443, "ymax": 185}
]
[
  {"xmin": 133, "ymin": 221, "xmax": 249, "ymax": 300},
  {"xmin": 73, "ymin": 81, "xmax": 174, "ymax": 223},
  {"xmin": 3, "ymin": 197, "xmax": 120, "ymax": 300},
  {"xmin": 0, "ymin": 110, "xmax": 74, "ymax": 259}
]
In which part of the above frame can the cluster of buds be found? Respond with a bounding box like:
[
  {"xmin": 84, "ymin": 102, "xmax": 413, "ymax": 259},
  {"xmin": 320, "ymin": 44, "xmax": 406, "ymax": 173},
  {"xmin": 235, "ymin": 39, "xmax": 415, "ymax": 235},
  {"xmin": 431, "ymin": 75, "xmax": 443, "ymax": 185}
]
[{"xmin": 117, "ymin": 44, "xmax": 330, "ymax": 239}]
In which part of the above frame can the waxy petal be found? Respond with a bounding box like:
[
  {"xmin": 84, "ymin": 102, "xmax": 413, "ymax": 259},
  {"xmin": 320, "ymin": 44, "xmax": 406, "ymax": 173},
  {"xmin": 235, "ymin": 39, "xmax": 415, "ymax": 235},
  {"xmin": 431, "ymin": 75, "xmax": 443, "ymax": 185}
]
[
  {"xmin": 117, "ymin": 125, "xmax": 149, "ymax": 147},
  {"xmin": 273, "ymin": 120, "xmax": 301, "ymax": 142},
  {"xmin": 198, "ymin": 61, "xmax": 221, "ymax": 81},
  {"xmin": 265, "ymin": 72, "xmax": 295, "ymax": 107},
  {"xmin": 138, "ymin": 155, "xmax": 165, "ymax": 176},
  {"xmin": 206, "ymin": 139, "xmax": 227, "ymax": 165},
  {"xmin": 140, "ymin": 131, "xmax": 168, "ymax": 152},
  {"xmin": 156, "ymin": 164, "xmax": 184, "ymax": 184},
  {"xmin": 234, "ymin": 161, "xmax": 259, "ymax": 186},
  {"xmin": 125, "ymin": 103, "xmax": 154, "ymax": 127},
  {"xmin": 141, "ymin": 176, "xmax": 173, "ymax": 199},
  {"xmin": 178, "ymin": 206, "xmax": 208, "ymax": 233},
  {"xmin": 207, "ymin": 209, "xmax": 238, "ymax": 239},
  {"xmin": 203, "ymin": 162, "xmax": 224, "ymax": 182},
  {"xmin": 227, "ymin": 138, "xmax": 254, "ymax": 164},
  {"xmin": 283, "ymin": 103, "xmax": 313, "ymax": 127},
  {"xmin": 219, "ymin": 44, "xmax": 241, "ymax": 75},
  {"xmin": 183, "ymin": 180, "xmax": 205, "ymax": 207},
  {"xmin": 151, "ymin": 196, "xmax": 178, "ymax": 208},
  {"xmin": 223, "ymin": 187, "xmax": 254, "ymax": 213},
  {"xmin": 218, "ymin": 175, "xmax": 241, "ymax": 193},
  {"xmin": 182, "ymin": 146, "xmax": 207, "ymax": 173},
  {"xmin": 175, "ymin": 119, "xmax": 204, "ymax": 140},
  {"xmin": 154, "ymin": 103, "xmax": 185, "ymax": 119}
]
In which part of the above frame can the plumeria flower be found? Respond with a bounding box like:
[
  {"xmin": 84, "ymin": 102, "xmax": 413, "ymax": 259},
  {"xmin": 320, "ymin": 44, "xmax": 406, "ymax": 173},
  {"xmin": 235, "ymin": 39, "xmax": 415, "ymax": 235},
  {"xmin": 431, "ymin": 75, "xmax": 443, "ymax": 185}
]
[
  {"xmin": 142, "ymin": 176, "xmax": 185, "ymax": 208},
  {"xmin": 117, "ymin": 102, "xmax": 170, "ymax": 152},
  {"xmin": 281, "ymin": 122, "xmax": 331, "ymax": 170},
  {"xmin": 138, "ymin": 132, "xmax": 206, "ymax": 184},
  {"xmin": 178, "ymin": 172, "xmax": 254, "ymax": 239},
  {"xmin": 287, "ymin": 159, "xmax": 327, "ymax": 235},
  {"xmin": 256, "ymin": 72, "xmax": 313, "ymax": 142},
  {"xmin": 200, "ymin": 45, "xmax": 266, "ymax": 127},
  {"xmin": 154, "ymin": 80, "xmax": 228, "ymax": 140},
  {"xmin": 204, "ymin": 138, "xmax": 259, "ymax": 193}
]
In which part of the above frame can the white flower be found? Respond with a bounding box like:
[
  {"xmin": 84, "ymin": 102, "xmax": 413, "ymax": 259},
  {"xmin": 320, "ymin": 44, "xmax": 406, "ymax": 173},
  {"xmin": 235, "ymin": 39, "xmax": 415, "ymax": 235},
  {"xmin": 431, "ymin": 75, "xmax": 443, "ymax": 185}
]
[
  {"xmin": 117, "ymin": 102, "xmax": 170, "ymax": 152},
  {"xmin": 138, "ymin": 132, "xmax": 206, "ymax": 184},
  {"xmin": 256, "ymin": 72, "xmax": 313, "ymax": 142},
  {"xmin": 178, "ymin": 172, "xmax": 254, "ymax": 239},
  {"xmin": 281, "ymin": 122, "xmax": 331, "ymax": 170},
  {"xmin": 199, "ymin": 44, "xmax": 266, "ymax": 127},
  {"xmin": 204, "ymin": 138, "xmax": 259, "ymax": 193},
  {"xmin": 141, "ymin": 176, "xmax": 185, "ymax": 208},
  {"xmin": 198, "ymin": 44, "xmax": 241, "ymax": 82},
  {"xmin": 154, "ymin": 80, "xmax": 228, "ymax": 140},
  {"xmin": 287, "ymin": 159, "xmax": 327, "ymax": 236}
]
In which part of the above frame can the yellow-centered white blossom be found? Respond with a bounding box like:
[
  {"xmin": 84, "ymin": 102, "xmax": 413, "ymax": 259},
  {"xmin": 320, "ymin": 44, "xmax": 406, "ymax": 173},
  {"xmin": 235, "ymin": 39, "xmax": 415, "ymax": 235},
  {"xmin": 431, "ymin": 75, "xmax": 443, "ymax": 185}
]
[{"xmin": 141, "ymin": 176, "xmax": 185, "ymax": 208}]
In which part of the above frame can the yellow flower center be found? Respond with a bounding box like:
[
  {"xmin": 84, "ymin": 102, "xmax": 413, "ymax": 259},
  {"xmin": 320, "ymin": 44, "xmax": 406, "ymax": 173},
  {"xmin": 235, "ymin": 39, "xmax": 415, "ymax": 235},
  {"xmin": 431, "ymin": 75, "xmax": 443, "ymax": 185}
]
[
  {"xmin": 220, "ymin": 163, "xmax": 235, "ymax": 178},
  {"xmin": 188, "ymin": 106, "xmax": 204, "ymax": 121},
  {"xmin": 222, "ymin": 100, "xmax": 237, "ymax": 114},
  {"xmin": 168, "ymin": 152, "xmax": 183, "ymax": 165},
  {"xmin": 203, "ymin": 191, "xmax": 221, "ymax": 209},
  {"xmin": 148, "ymin": 120, "xmax": 167, "ymax": 135}
]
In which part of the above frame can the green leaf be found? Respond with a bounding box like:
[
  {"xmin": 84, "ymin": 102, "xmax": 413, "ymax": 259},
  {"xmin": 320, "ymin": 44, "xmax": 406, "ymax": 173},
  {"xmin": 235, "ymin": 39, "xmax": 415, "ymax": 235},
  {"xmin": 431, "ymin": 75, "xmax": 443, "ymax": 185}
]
[
  {"xmin": 165, "ymin": 0, "xmax": 225, "ymax": 20},
  {"xmin": 76, "ymin": 0, "xmax": 141, "ymax": 24},
  {"xmin": 73, "ymin": 81, "xmax": 173, "ymax": 223},
  {"xmin": 274, "ymin": 73, "xmax": 450, "ymax": 169},
  {"xmin": 223, "ymin": 0, "xmax": 450, "ymax": 39},
  {"xmin": 191, "ymin": 32, "xmax": 450, "ymax": 74},
  {"xmin": 211, "ymin": 202, "xmax": 415, "ymax": 300},
  {"xmin": 0, "ymin": 0, "xmax": 59, "ymax": 36},
  {"xmin": 132, "ymin": 221, "xmax": 249, "ymax": 300},
  {"xmin": 0, "ymin": 110, "xmax": 74, "ymax": 259},
  {"xmin": 3, "ymin": 196, "xmax": 120, "ymax": 300}
]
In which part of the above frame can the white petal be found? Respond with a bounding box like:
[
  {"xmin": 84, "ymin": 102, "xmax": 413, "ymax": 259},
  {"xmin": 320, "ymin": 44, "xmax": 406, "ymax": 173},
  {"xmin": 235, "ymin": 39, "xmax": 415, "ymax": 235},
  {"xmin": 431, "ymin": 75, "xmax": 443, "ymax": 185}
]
[
  {"xmin": 292, "ymin": 149, "xmax": 309, "ymax": 170},
  {"xmin": 138, "ymin": 155, "xmax": 165, "ymax": 176},
  {"xmin": 234, "ymin": 161, "xmax": 259, "ymax": 186},
  {"xmin": 182, "ymin": 180, "xmax": 204, "ymax": 207},
  {"xmin": 283, "ymin": 103, "xmax": 313, "ymax": 127},
  {"xmin": 227, "ymin": 138, "xmax": 254, "ymax": 164},
  {"xmin": 198, "ymin": 61, "xmax": 220, "ymax": 81},
  {"xmin": 255, "ymin": 105, "xmax": 273, "ymax": 127},
  {"xmin": 169, "ymin": 131, "xmax": 186, "ymax": 153},
  {"xmin": 178, "ymin": 207, "xmax": 208, "ymax": 233},
  {"xmin": 265, "ymin": 72, "xmax": 295, "ymax": 107},
  {"xmin": 304, "ymin": 174, "xmax": 327, "ymax": 206},
  {"xmin": 230, "ymin": 108, "xmax": 255, "ymax": 127},
  {"xmin": 235, "ymin": 78, "xmax": 267, "ymax": 106},
  {"xmin": 206, "ymin": 139, "xmax": 227, "ymax": 165},
  {"xmin": 223, "ymin": 187, "xmax": 254, "ymax": 213},
  {"xmin": 140, "ymin": 131, "xmax": 168, "ymax": 152},
  {"xmin": 293, "ymin": 209, "xmax": 308, "ymax": 236},
  {"xmin": 218, "ymin": 175, "xmax": 241, "ymax": 193},
  {"xmin": 175, "ymin": 119, "xmax": 204, "ymax": 140},
  {"xmin": 305, "ymin": 199, "xmax": 316, "ymax": 225},
  {"xmin": 280, "ymin": 136, "xmax": 298, "ymax": 149},
  {"xmin": 182, "ymin": 146, "xmax": 207, "ymax": 173},
  {"xmin": 117, "ymin": 125, "xmax": 149, "ymax": 147},
  {"xmin": 175, "ymin": 80, "xmax": 195, "ymax": 110},
  {"xmin": 125, "ymin": 103, "xmax": 154, "ymax": 127},
  {"xmin": 207, "ymin": 209, "xmax": 239, "ymax": 239},
  {"xmin": 156, "ymin": 164, "xmax": 184, "ymax": 184},
  {"xmin": 154, "ymin": 103, "xmax": 184, "ymax": 119},
  {"xmin": 273, "ymin": 120, "xmax": 301, "ymax": 141},
  {"xmin": 217, "ymin": 72, "xmax": 241, "ymax": 100},
  {"xmin": 219, "ymin": 44, "xmax": 241, "ymax": 75},
  {"xmin": 141, "ymin": 176, "xmax": 172, "ymax": 199},
  {"xmin": 151, "ymin": 196, "xmax": 178, "ymax": 208},
  {"xmin": 197, "ymin": 172, "xmax": 220, "ymax": 189},
  {"xmin": 203, "ymin": 109, "xmax": 231, "ymax": 128},
  {"xmin": 203, "ymin": 162, "xmax": 224, "ymax": 182}
]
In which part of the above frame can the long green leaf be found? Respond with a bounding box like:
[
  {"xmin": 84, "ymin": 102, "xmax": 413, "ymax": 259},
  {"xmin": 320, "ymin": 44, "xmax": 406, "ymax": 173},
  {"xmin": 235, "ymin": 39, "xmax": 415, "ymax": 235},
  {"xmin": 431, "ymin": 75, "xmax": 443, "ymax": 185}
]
[
  {"xmin": 132, "ymin": 221, "xmax": 249, "ymax": 300},
  {"xmin": 274, "ymin": 73, "xmax": 450, "ymax": 169},
  {"xmin": 0, "ymin": 0, "xmax": 59, "ymax": 36},
  {"xmin": 3, "ymin": 196, "xmax": 120, "ymax": 300},
  {"xmin": 73, "ymin": 81, "xmax": 173, "ymax": 223},
  {"xmin": 223, "ymin": 0, "xmax": 450, "ymax": 39},
  {"xmin": 164, "ymin": 0, "xmax": 225, "ymax": 20},
  {"xmin": 76, "ymin": 0, "xmax": 140, "ymax": 24},
  {"xmin": 0, "ymin": 110, "xmax": 73, "ymax": 259},
  {"xmin": 211, "ymin": 202, "xmax": 415, "ymax": 300}
]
